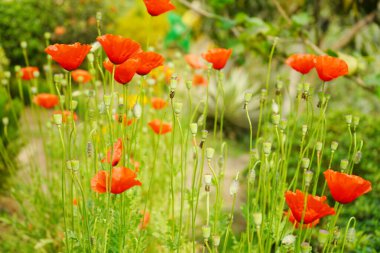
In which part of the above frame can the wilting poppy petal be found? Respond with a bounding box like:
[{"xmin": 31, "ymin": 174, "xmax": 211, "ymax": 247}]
[
  {"xmin": 323, "ymin": 169, "xmax": 372, "ymax": 204},
  {"xmin": 139, "ymin": 210, "xmax": 150, "ymax": 230},
  {"xmin": 134, "ymin": 52, "xmax": 164, "ymax": 76},
  {"xmin": 202, "ymin": 48, "xmax": 232, "ymax": 70},
  {"xmin": 101, "ymin": 138, "xmax": 123, "ymax": 166},
  {"xmin": 53, "ymin": 110, "xmax": 78, "ymax": 123},
  {"xmin": 33, "ymin": 93, "xmax": 59, "ymax": 109},
  {"xmin": 314, "ymin": 55, "xmax": 348, "ymax": 82},
  {"xmin": 104, "ymin": 59, "xmax": 139, "ymax": 84},
  {"xmin": 97, "ymin": 34, "xmax": 141, "ymax": 65},
  {"xmin": 285, "ymin": 190, "xmax": 335, "ymax": 224},
  {"xmin": 148, "ymin": 119, "xmax": 172, "ymax": 135},
  {"xmin": 45, "ymin": 43, "xmax": 91, "ymax": 71},
  {"xmin": 143, "ymin": 0, "xmax": 175, "ymax": 16},
  {"xmin": 71, "ymin": 69, "xmax": 92, "ymax": 83},
  {"xmin": 285, "ymin": 54, "xmax": 316, "ymax": 74},
  {"xmin": 151, "ymin": 97, "xmax": 167, "ymax": 110},
  {"xmin": 192, "ymin": 74, "xmax": 208, "ymax": 86},
  {"xmin": 91, "ymin": 170, "xmax": 108, "ymax": 193},
  {"xmin": 21, "ymin": 67, "xmax": 39, "ymax": 80},
  {"xmin": 185, "ymin": 54, "xmax": 205, "ymax": 69}
]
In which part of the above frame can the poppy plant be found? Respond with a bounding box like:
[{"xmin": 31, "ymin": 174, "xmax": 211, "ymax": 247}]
[
  {"xmin": 285, "ymin": 211, "xmax": 319, "ymax": 229},
  {"xmin": 114, "ymin": 113, "xmax": 134, "ymax": 127},
  {"xmin": 71, "ymin": 69, "xmax": 92, "ymax": 84},
  {"xmin": 91, "ymin": 167, "xmax": 142, "ymax": 194},
  {"xmin": 151, "ymin": 97, "xmax": 167, "ymax": 110},
  {"xmin": 185, "ymin": 54, "xmax": 205, "ymax": 69},
  {"xmin": 33, "ymin": 94, "xmax": 59, "ymax": 109},
  {"xmin": 323, "ymin": 169, "xmax": 372, "ymax": 204},
  {"xmin": 103, "ymin": 59, "xmax": 139, "ymax": 85},
  {"xmin": 202, "ymin": 48, "xmax": 232, "ymax": 70},
  {"xmin": 148, "ymin": 119, "xmax": 172, "ymax": 135},
  {"xmin": 143, "ymin": 0, "xmax": 175, "ymax": 16},
  {"xmin": 53, "ymin": 110, "xmax": 78, "ymax": 123},
  {"xmin": 134, "ymin": 52, "xmax": 164, "ymax": 76},
  {"xmin": 192, "ymin": 74, "xmax": 208, "ymax": 86},
  {"xmin": 20, "ymin": 67, "xmax": 39, "ymax": 80},
  {"xmin": 285, "ymin": 190, "xmax": 335, "ymax": 224},
  {"xmin": 97, "ymin": 34, "xmax": 141, "ymax": 65},
  {"xmin": 45, "ymin": 43, "xmax": 92, "ymax": 71},
  {"xmin": 285, "ymin": 54, "xmax": 316, "ymax": 74},
  {"xmin": 101, "ymin": 138, "xmax": 123, "ymax": 166},
  {"xmin": 314, "ymin": 55, "xmax": 348, "ymax": 82},
  {"xmin": 139, "ymin": 210, "xmax": 150, "ymax": 230}
]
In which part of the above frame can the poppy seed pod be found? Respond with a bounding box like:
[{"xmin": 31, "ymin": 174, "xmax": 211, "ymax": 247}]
[
  {"xmin": 280, "ymin": 119, "xmax": 287, "ymax": 130},
  {"xmin": 174, "ymin": 102, "xmax": 183, "ymax": 115},
  {"xmin": 263, "ymin": 142, "xmax": 272, "ymax": 156},
  {"xmin": 340, "ymin": 159, "xmax": 349, "ymax": 171},
  {"xmin": 345, "ymin": 115, "xmax": 352, "ymax": 125},
  {"xmin": 250, "ymin": 149, "xmax": 259, "ymax": 161},
  {"xmin": 66, "ymin": 160, "xmax": 72, "ymax": 170},
  {"xmin": 53, "ymin": 114, "xmax": 63, "ymax": 125},
  {"xmin": 272, "ymin": 114, "xmax": 280, "ymax": 125},
  {"xmin": 190, "ymin": 123, "xmax": 198, "ymax": 135},
  {"xmin": 201, "ymin": 130, "xmax": 208, "ymax": 140},
  {"xmin": 331, "ymin": 141, "xmax": 339, "ymax": 152},
  {"xmin": 229, "ymin": 179, "xmax": 239, "ymax": 195},
  {"xmin": 304, "ymin": 170, "xmax": 313, "ymax": 187},
  {"xmin": 202, "ymin": 225, "xmax": 211, "ymax": 239},
  {"xmin": 204, "ymin": 173, "xmax": 212, "ymax": 186},
  {"xmin": 316, "ymin": 141, "xmax": 323, "ymax": 152},
  {"xmin": 300, "ymin": 242, "xmax": 312, "ymax": 253},
  {"xmin": 2, "ymin": 117, "xmax": 9, "ymax": 126},
  {"xmin": 318, "ymin": 229, "xmax": 329, "ymax": 245},
  {"xmin": 353, "ymin": 116, "xmax": 360, "ymax": 128},
  {"xmin": 253, "ymin": 212, "xmax": 262, "ymax": 227},
  {"xmin": 71, "ymin": 160, "xmax": 80, "ymax": 171},
  {"xmin": 87, "ymin": 53, "xmax": 94, "ymax": 63},
  {"xmin": 354, "ymin": 151, "xmax": 362, "ymax": 164},
  {"xmin": 244, "ymin": 92, "xmax": 253, "ymax": 103},
  {"xmin": 20, "ymin": 41, "xmax": 28, "ymax": 49},
  {"xmin": 281, "ymin": 234, "xmax": 296, "ymax": 246},
  {"xmin": 186, "ymin": 80, "xmax": 192, "ymax": 90},
  {"xmin": 212, "ymin": 235, "xmax": 220, "ymax": 247},
  {"xmin": 301, "ymin": 158, "xmax": 310, "ymax": 169},
  {"xmin": 170, "ymin": 74, "xmax": 178, "ymax": 92},
  {"xmin": 206, "ymin": 148, "xmax": 215, "ymax": 160},
  {"xmin": 96, "ymin": 11, "xmax": 102, "ymax": 21}
]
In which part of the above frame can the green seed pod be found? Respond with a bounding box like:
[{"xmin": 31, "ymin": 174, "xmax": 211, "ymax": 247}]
[
  {"xmin": 190, "ymin": 123, "xmax": 198, "ymax": 135},
  {"xmin": 301, "ymin": 158, "xmax": 310, "ymax": 169},
  {"xmin": 345, "ymin": 115, "xmax": 352, "ymax": 125},
  {"xmin": 206, "ymin": 148, "xmax": 215, "ymax": 160},
  {"xmin": 174, "ymin": 102, "xmax": 183, "ymax": 115},
  {"xmin": 318, "ymin": 229, "xmax": 329, "ymax": 245},
  {"xmin": 340, "ymin": 159, "xmax": 349, "ymax": 171},
  {"xmin": 263, "ymin": 142, "xmax": 272, "ymax": 155},
  {"xmin": 331, "ymin": 141, "xmax": 339, "ymax": 152},
  {"xmin": 300, "ymin": 242, "xmax": 312, "ymax": 253},
  {"xmin": 202, "ymin": 225, "xmax": 211, "ymax": 239},
  {"xmin": 253, "ymin": 212, "xmax": 262, "ymax": 227},
  {"xmin": 304, "ymin": 170, "xmax": 313, "ymax": 187}
]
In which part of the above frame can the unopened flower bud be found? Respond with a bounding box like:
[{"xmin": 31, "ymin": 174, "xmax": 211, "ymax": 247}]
[
  {"xmin": 54, "ymin": 114, "xmax": 63, "ymax": 125},
  {"xmin": 316, "ymin": 141, "xmax": 323, "ymax": 152},
  {"xmin": 301, "ymin": 158, "xmax": 310, "ymax": 169},
  {"xmin": 300, "ymin": 242, "xmax": 311, "ymax": 253},
  {"xmin": 304, "ymin": 170, "xmax": 313, "ymax": 187},
  {"xmin": 331, "ymin": 141, "xmax": 339, "ymax": 152},
  {"xmin": 263, "ymin": 142, "xmax": 272, "ymax": 155},
  {"xmin": 318, "ymin": 229, "xmax": 329, "ymax": 245},
  {"xmin": 20, "ymin": 41, "xmax": 27, "ymax": 49},
  {"xmin": 253, "ymin": 212, "xmax": 262, "ymax": 227},
  {"xmin": 2, "ymin": 117, "xmax": 9, "ymax": 126},
  {"xmin": 202, "ymin": 225, "xmax": 211, "ymax": 239},
  {"xmin": 31, "ymin": 87, "xmax": 37, "ymax": 95},
  {"xmin": 4, "ymin": 71, "xmax": 11, "ymax": 79},
  {"xmin": 133, "ymin": 103, "xmax": 142, "ymax": 118},
  {"xmin": 190, "ymin": 123, "xmax": 198, "ymax": 135},
  {"xmin": 345, "ymin": 115, "xmax": 352, "ymax": 125},
  {"xmin": 340, "ymin": 159, "xmax": 349, "ymax": 171},
  {"xmin": 250, "ymin": 149, "xmax": 259, "ymax": 160},
  {"xmin": 347, "ymin": 227, "xmax": 356, "ymax": 243},
  {"xmin": 14, "ymin": 65, "xmax": 21, "ymax": 73},
  {"xmin": 229, "ymin": 179, "xmax": 239, "ymax": 195},
  {"xmin": 174, "ymin": 102, "xmax": 183, "ymax": 115},
  {"xmin": 206, "ymin": 148, "xmax": 215, "ymax": 160}
]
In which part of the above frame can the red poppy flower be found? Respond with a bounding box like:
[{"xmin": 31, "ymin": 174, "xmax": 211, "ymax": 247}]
[
  {"xmin": 53, "ymin": 110, "xmax": 78, "ymax": 122},
  {"xmin": 139, "ymin": 210, "xmax": 150, "ymax": 230},
  {"xmin": 134, "ymin": 52, "xmax": 164, "ymax": 76},
  {"xmin": 103, "ymin": 59, "xmax": 139, "ymax": 84},
  {"xmin": 33, "ymin": 94, "xmax": 59, "ymax": 109},
  {"xmin": 143, "ymin": 0, "xmax": 175, "ymax": 16},
  {"xmin": 73, "ymin": 198, "xmax": 78, "ymax": 206},
  {"xmin": 193, "ymin": 74, "xmax": 208, "ymax": 86},
  {"xmin": 323, "ymin": 169, "xmax": 372, "ymax": 204},
  {"xmin": 97, "ymin": 34, "xmax": 141, "ymax": 65},
  {"xmin": 185, "ymin": 54, "xmax": 205, "ymax": 69},
  {"xmin": 21, "ymin": 67, "xmax": 39, "ymax": 80},
  {"xmin": 91, "ymin": 167, "xmax": 142, "ymax": 194},
  {"xmin": 285, "ymin": 190, "xmax": 335, "ymax": 224},
  {"xmin": 151, "ymin": 97, "xmax": 167, "ymax": 110},
  {"xmin": 202, "ymin": 48, "xmax": 232, "ymax": 70},
  {"xmin": 114, "ymin": 113, "xmax": 134, "ymax": 126},
  {"xmin": 285, "ymin": 54, "xmax": 316, "ymax": 74},
  {"xmin": 314, "ymin": 55, "xmax": 348, "ymax": 82},
  {"xmin": 285, "ymin": 211, "xmax": 319, "ymax": 229},
  {"xmin": 101, "ymin": 138, "xmax": 123, "ymax": 166},
  {"xmin": 148, "ymin": 119, "xmax": 172, "ymax": 135},
  {"xmin": 71, "ymin": 69, "xmax": 92, "ymax": 83},
  {"xmin": 45, "ymin": 43, "xmax": 91, "ymax": 71}
]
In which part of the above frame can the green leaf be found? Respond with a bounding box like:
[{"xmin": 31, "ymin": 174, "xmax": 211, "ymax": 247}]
[{"xmin": 291, "ymin": 12, "xmax": 311, "ymax": 26}]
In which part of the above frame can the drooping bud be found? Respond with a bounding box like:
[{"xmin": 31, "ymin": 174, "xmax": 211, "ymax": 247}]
[{"xmin": 346, "ymin": 227, "xmax": 356, "ymax": 243}]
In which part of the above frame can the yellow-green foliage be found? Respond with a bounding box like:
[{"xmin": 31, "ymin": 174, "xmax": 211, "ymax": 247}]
[
  {"xmin": 0, "ymin": 45, "xmax": 9, "ymax": 79},
  {"xmin": 114, "ymin": 3, "xmax": 169, "ymax": 47}
]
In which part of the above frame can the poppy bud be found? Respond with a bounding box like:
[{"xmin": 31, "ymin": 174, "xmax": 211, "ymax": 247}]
[
  {"xmin": 272, "ymin": 114, "xmax": 280, "ymax": 125},
  {"xmin": 302, "ymin": 125, "xmax": 308, "ymax": 136},
  {"xmin": 244, "ymin": 92, "xmax": 253, "ymax": 103},
  {"xmin": 2, "ymin": 117, "xmax": 9, "ymax": 126},
  {"xmin": 229, "ymin": 179, "xmax": 239, "ymax": 195},
  {"xmin": 301, "ymin": 158, "xmax": 310, "ymax": 169},
  {"xmin": 304, "ymin": 170, "xmax": 313, "ymax": 187},
  {"xmin": 133, "ymin": 103, "xmax": 142, "ymax": 118},
  {"xmin": 186, "ymin": 80, "xmax": 192, "ymax": 90},
  {"xmin": 103, "ymin": 95, "xmax": 112, "ymax": 107},
  {"xmin": 174, "ymin": 102, "xmax": 183, "ymax": 115},
  {"xmin": 282, "ymin": 234, "xmax": 296, "ymax": 246},
  {"xmin": 345, "ymin": 115, "xmax": 352, "ymax": 125},
  {"xmin": 14, "ymin": 65, "xmax": 21, "ymax": 73},
  {"xmin": 53, "ymin": 114, "xmax": 63, "ymax": 125},
  {"xmin": 95, "ymin": 80, "xmax": 102, "ymax": 87},
  {"xmin": 316, "ymin": 141, "xmax": 323, "ymax": 152},
  {"xmin": 212, "ymin": 235, "xmax": 220, "ymax": 247},
  {"xmin": 44, "ymin": 32, "xmax": 51, "ymax": 40},
  {"xmin": 54, "ymin": 74, "xmax": 62, "ymax": 83},
  {"xmin": 263, "ymin": 142, "xmax": 272, "ymax": 156},
  {"xmin": 353, "ymin": 116, "xmax": 360, "ymax": 128},
  {"xmin": 253, "ymin": 212, "xmax": 262, "ymax": 227},
  {"xmin": 190, "ymin": 123, "xmax": 198, "ymax": 135},
  {"xmin": 347, "ymin": 227, "xmax": 356, "ymax": 243},
  {"xmin": 340, "ymin": 159, "xmax": 349, "ymax": 172},
  {"xmin": 354, "ymin": 151, "xmax": 362, "ymax": 164},
  {"xmin": 202, "ymin": 225, "xmax": 211, "ymax": 239},
  {"xmin": 318, "ymin": 229, "xmax": 329, "ymax": 245},
  {"xmin": 300, "ymin": 242, "xmax": 311, "ymax": 253},
  {"xmin": 331, "ymin": 141, "xmax": 339, "ymax": 152},
  {"xmin": 20, "ymin": 41, "xmax": 28, "ymax": 49},
  {"xmin": 206, "ymin": 148, "xmax": 215, "ymax": 160},
  {"xmin": 204, "ymin": 173, "xmax": 212, "ymax": 186}
]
